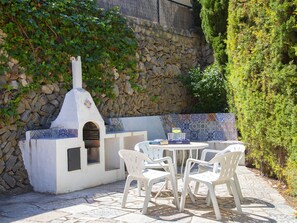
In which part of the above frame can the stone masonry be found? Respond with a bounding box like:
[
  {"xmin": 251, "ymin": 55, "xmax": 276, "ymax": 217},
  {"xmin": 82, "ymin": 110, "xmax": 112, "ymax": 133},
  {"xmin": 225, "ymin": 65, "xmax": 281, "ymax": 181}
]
[{"xmin": 99, "ymin": 17, "xmax": 213, "ymax": 117}]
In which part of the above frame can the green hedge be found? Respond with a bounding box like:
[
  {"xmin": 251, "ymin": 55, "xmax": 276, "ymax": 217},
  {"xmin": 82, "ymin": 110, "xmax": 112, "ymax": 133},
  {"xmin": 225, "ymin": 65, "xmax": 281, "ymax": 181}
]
[{"xmin": 227, "ymin": 0, "xmax": 297, "ymax": 195}]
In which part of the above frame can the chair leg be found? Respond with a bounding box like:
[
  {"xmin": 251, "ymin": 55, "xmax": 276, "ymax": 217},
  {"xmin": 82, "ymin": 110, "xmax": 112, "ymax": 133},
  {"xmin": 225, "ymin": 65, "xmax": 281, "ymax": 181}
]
[
  {"xmin": 122, "ymin": 176, "xmax": 133, "ymax": 208},
  {"xmin": 188, "ymin": 186, "xmax": 196, "ymax": 204},
  {"xmin": 229, "ymin": 180, "xmax": 242, "ymax": 213},
  {"xmin": 208, "ymin": 184, "xmax": 221, "ymax": 220},
  {"xmin": 206, "ymin": 189, "xmax": 211, "ymax": 206},
  {"xmin": 180, "ymin": 177, "xmax": 190, "ymax": 212},
  {"xmin": 165, "ymin": 179, "xmax": 169, "ymax": 189},
  {"xmin": 194, "ymin": 182, "xmax": 200, "ymax": 194},
  {"xmin": 137, "ymin": 181, "xmax": 142, "ymax": 197},
  {"xmin": 194, "ymin": 167, "xmax": 205, "ymax": 194},
  {"xmin": 226, "ymin": 181, "xmax": 233, "ymax": 196},
  {"xmin": 233, "ymin": 173, "xmax": 243, "ymax": 201},
  {"xmin": 142, "ymin": 180, "xmax": 153, "ymax": 214},
  {"xmin": 154, "ymin": 180, "xmax": 166, "ymax": 199},
  {"xmin": 169, "ymin": 176, "xmax": 179, "ymax": 209},
  {"xmin": 226, "ymin": 175, "xmax": 243, "ymax": 201},
  {"xmin": 165, "ymin": 167, "xmax": 169, "ymax": 189}
]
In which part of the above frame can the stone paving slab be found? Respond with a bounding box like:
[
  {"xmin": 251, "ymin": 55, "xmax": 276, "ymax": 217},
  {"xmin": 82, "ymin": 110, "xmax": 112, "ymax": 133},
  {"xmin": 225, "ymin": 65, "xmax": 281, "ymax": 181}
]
[{"xmin": 0, "ymin": 167, "xmax": 296, "ymax": 223}]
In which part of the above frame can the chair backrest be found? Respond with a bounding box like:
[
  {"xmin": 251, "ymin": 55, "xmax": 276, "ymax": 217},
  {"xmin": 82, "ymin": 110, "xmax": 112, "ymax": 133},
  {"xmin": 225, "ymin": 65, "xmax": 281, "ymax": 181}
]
[
  {"xmin": 119, "ymin": 150, "xmax": 151, "ymax": 179},
  {"xmin": 222, "ymin": 144, "xmax": 245, "ymax": 154},
  {"xmin": 135, "ymin": 141, "xmax": 164, "ymax": 160},
  {"xmin": 209, "ymin": 151, "xmax": 242, "ymax": 183},
  {"xmin": 214, "ymin": 144, "xmax": 245, "ymax": 162}
]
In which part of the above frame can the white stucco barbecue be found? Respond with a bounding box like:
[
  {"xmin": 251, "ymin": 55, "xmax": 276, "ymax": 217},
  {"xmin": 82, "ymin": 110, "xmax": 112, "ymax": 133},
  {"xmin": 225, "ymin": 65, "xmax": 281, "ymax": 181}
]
[{"xmin": 20, "ymin": 57, "xmax": 147, "ymax": 194}]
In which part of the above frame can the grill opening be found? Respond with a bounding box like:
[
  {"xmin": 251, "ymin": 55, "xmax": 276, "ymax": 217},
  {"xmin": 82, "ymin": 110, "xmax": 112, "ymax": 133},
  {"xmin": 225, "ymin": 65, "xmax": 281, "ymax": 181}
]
[{"xmin": 83, "ymin": 122, "xmax": 100, "ymax": 164}]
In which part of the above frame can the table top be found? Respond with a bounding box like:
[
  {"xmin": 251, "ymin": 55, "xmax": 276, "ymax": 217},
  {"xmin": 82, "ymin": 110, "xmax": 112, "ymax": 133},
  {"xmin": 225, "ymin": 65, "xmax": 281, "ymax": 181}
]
[
  {"xmin": 207, "ymin": 140, "xmax": 243, "ymax": 144},
  {"xmin": 149, "ymin": 142, "xmax": 209, "ymax": 151}
]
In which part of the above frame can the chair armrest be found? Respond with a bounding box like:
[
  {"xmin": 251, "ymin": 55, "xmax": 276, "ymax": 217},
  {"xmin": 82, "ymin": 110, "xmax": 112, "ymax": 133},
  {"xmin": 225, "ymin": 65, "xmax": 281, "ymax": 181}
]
[
  {"xmin": 152, "ymin": 156, "xmax": 177, "ymax": 180},
  {"xmin": 201, "ymin": 149, "xmax": 221, "ymax": 161},
  {"xmin": 150, "ymin": 156, "xmax": 174, "ymax": 171},
  {"xmin": 153, "ymin": 156, "xmax": 173, "ymax": 164},
  {"xmin": 186, "ymin": 158, "xmax": 209, "ymax": 166},
  {"xmin": 182, "ymin": 158, "xmax": 212, "ymax": 177}
]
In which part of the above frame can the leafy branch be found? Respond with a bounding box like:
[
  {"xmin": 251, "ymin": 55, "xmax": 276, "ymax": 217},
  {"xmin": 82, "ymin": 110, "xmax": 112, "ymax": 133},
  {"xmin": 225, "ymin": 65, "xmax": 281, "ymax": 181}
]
[{"xmin": 0, "ymin": 0, "xmax": 138, "ymax": 119}]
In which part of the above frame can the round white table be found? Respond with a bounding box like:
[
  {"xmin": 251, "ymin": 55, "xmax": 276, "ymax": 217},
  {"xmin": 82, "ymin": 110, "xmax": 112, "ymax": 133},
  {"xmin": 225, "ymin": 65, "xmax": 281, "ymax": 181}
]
[
  {"xmin": 149, "ymin": 142, "xmax": 209, "ymax": 174},
  {"xmin": 149, "ymin": 142, "xmax": 209, "ymax": 203}
]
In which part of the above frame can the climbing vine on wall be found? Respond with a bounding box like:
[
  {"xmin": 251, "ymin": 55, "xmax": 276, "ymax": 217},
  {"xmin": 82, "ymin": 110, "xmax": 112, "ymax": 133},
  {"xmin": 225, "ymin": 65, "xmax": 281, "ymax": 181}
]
[{"xmin": 0, "ymin": 0, "xmax": 137, "ymax": 119}]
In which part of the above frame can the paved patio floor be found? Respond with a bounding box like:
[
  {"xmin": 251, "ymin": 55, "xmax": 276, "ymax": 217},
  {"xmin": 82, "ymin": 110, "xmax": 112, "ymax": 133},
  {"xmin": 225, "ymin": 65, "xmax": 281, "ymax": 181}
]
[{"xmin": 0, "ymin": 166, "xmax": 296, "ymax": 222}]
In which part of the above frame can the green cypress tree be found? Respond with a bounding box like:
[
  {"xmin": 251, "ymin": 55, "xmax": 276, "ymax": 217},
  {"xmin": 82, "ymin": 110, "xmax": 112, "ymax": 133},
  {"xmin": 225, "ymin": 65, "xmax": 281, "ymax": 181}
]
[{"xmin": 194, "ymin": 0, "xmax": 229, "ymax": 70}]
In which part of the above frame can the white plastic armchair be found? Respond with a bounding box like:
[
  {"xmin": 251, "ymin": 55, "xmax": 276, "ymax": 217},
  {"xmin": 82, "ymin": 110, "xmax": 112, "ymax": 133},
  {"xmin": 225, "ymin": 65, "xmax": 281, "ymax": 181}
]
[
  {"xmin": 180, "ymin": 151, "xmax": 243, "ymax": 220},
  {"xmin": 135, "ymin": 141, "xmax": 170, "ymax": 195},
  {"xmin": 134, "ymin": 141, "xmax": 168, "ymax": 170},
  {"xmin": 201, "ymin": 143, "xmax": 245, "ymax": 162},
  {"xmin": 118, "ymin": 150, "xmax": 179, "ymax": 214},
  {"xmin": 194, "ymin": 144, "xmax": 245, "ymax": 200}
]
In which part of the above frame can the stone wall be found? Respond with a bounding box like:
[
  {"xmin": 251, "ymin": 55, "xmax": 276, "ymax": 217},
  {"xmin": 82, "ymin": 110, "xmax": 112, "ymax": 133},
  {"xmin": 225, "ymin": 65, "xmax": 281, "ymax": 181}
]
[
  {"xmin": 99, "ymin": 17, "xmax": 213, "ymax": 117},
  {"xmin": 0, "ymin": 17, "xmax": 213, "ymax": 194},
  {"xmin": 0, "ymin": 83, "xmax": 67, "ymax": 195}
]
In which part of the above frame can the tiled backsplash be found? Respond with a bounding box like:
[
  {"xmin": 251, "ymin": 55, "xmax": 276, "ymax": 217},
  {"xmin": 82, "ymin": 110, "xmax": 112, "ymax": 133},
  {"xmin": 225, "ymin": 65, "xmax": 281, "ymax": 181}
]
[
  {"xmin": 108, "ymin": 113, "xmax": 238, "ymax": 141},
  {"xmin": 29, "ymin": 128, "xmax": 78, "ymax": 139},
  {"xmin": 161, "ymin": 113, "xmax": 237, "ymax": 141}
]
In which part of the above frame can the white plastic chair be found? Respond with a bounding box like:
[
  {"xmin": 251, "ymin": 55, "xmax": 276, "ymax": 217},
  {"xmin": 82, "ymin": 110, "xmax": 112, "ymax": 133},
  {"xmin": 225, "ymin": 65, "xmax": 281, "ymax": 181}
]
[
  {"xmin": 135, "ymin": 141, "xmax": 170, "ymax": 195},
  {"xmin": 180, "ymin": 151, "xmax": 243, "ymax": 220},
  {"xmin": 118, "ymin": 150, "xmax": 179, "ymax": 214},
  {"xmin": 194, "ymin": 144, "xmax": 245, "ymax": 200},
  {"xmin": 135, "ymin": 141, "xmax": 168, "ymax": 170}
]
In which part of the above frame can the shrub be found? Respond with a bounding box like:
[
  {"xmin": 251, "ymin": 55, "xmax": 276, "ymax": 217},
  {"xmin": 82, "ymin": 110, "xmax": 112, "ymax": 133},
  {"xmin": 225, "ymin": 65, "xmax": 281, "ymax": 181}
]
[{"xmin": 185, "ymin": 64, "xmax": 228, "ymax": 113}]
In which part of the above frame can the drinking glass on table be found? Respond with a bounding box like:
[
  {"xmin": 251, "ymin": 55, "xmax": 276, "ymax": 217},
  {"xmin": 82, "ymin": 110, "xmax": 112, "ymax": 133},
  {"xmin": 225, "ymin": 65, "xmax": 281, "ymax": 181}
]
[{"xmin": 172, "ymin": 127, "xmax": 181, "ymax": 133}]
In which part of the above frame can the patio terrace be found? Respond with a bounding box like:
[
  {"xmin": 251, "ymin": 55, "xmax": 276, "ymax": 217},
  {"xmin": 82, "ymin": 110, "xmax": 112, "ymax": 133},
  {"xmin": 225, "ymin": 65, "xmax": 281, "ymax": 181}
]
[{"xmin": 0, "ymin": 166, "xmax": 296, "ymax": 222}]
